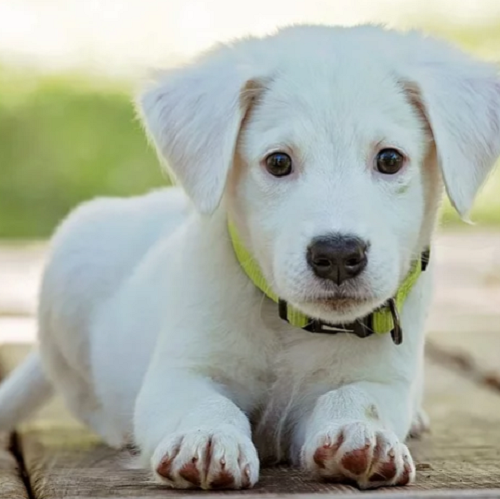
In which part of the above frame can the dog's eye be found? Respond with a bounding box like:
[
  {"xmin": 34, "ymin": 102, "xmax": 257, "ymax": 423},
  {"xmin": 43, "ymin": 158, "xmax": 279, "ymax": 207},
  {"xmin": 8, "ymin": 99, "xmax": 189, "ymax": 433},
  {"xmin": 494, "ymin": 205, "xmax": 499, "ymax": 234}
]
[
  {"xmin": 375, "ymin": 149, "xmax": 405, "ymax": 175},
  {"xmin": 265, "ymin": 152, "xmax": 293, "ymax": 177}
]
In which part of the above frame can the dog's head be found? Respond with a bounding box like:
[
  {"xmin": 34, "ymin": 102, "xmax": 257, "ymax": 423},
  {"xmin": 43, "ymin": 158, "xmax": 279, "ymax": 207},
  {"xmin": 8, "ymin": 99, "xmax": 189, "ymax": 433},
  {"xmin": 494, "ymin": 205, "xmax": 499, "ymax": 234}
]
[{"xmin": 138, "ymin": 25, "xmax": 500, "ymax": 323}]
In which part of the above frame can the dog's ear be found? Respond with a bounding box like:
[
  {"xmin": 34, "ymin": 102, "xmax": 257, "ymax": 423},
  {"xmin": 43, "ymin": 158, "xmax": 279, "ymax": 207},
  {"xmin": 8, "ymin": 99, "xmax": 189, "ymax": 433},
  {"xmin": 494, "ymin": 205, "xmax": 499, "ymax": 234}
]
[
  {"xmin": 137, "ymin": 51, "xmax": 264, "ymax": 214},
  {"xmin": 403, "ymin": 42, "xmax": 500, "ymax": 218}
]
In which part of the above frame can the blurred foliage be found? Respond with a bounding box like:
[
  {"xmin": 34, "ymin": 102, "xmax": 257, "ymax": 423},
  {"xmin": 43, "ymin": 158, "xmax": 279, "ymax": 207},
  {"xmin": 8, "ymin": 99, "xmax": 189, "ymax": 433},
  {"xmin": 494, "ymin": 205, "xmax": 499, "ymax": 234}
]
[
  {"xmin": 1, "ymin": 21, "xmax": 500, "ymax": 238},
  {"xmin": 0, "ymin": 71, "xmax": 166, "ymax": 238}
]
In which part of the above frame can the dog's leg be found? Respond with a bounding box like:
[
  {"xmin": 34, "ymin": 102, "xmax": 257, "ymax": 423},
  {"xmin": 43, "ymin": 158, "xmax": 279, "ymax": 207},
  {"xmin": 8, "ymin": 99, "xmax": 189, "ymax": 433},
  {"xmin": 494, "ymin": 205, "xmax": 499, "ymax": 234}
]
[
  {"xmin": 134, "ymin": 372, "xmax": 259, "ymax": 490},
  {"xmin": 41, "ymin": 341, "xmax": 127, "ymax": 448},
  {"xmin": 295, "ymin": 266, "xmax": 433, "ymax": 488},
  {"xmin": 297, "ymin": 381, "xmax": 415, "ymax": 489}
]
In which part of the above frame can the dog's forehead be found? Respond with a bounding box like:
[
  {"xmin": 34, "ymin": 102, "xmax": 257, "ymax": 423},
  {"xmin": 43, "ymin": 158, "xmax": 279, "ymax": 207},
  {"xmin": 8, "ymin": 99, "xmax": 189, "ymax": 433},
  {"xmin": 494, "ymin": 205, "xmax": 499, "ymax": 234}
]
[
  {"xmin": 268, "ymin": 55, "xmax": 401, "ymax": 118},
  {"xmin": 247, "ymin": 56, "xmax": 414, "ymax": 153}
]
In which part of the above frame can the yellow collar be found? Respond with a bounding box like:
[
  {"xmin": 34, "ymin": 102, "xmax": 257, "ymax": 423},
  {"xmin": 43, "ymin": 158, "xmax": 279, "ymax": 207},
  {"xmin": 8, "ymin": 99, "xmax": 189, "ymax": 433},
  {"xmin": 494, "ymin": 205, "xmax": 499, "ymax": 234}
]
[{"xmin": 228, "ymin": 221, "xmax": 429, "ymax": 344}]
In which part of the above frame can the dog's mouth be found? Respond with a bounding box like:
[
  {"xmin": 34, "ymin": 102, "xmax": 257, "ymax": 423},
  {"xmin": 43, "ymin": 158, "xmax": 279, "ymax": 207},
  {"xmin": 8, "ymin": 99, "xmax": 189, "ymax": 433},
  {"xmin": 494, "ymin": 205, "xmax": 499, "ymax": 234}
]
[
  {"xmin": 308, "ymin": 295, "xmax": 372, "ymax": 312},
  {"xmin": 315, "ymin": 295, "xmax": 370, "ymax": 306},
  {"xmin": 303, "ymin": 287, "xmax": 374, "ymax": 306},
  {"xmin": 295, "ymin": 291, "xmax": 380, "ymax": 321},
  {"xmin": 275, "ymin": 273, "xmax": 385, "ymax": 322}
]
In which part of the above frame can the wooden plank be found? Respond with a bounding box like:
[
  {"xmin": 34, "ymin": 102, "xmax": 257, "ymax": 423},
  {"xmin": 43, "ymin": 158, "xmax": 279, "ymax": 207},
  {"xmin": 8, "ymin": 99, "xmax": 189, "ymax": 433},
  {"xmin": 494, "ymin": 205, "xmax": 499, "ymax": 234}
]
[
  {"xmin": 0, "ymin": 433, "xmax": 29, "ymax": 499},
  {"xmin": 2, "ymin": 344, "xmax": 500, "ymax": 498},
  {"xmin": 426, "ymin": 230, "xmax": 500, "ymax": 338},
  {"xmin": 0, "ymin": 317, "xmax": 36, "ymax": 345},
  {"xmin": 411, "ymin": 360, "xmax": 500, "ymax": 491},
  {"xmin": 428, "ymin": 332, "xmax": 500, "ymax": 385},
  {"xmin": 0, "ymin": 242, "xmax": 45, "ymax": 317},
  {"xmin": 0, "ymin": 350, "xmax": 31, "ymax": 499}
]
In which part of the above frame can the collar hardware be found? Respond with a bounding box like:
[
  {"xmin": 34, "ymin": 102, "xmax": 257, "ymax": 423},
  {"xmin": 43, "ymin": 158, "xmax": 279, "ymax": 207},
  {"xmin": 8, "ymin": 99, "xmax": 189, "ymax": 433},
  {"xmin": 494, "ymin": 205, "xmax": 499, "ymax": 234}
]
[
  {"xmin": 421, "ymin": 248, "xmax": 430, "ymax": 272},
  {"xmin": 388, "ymin": 297, "xmax": 403, "ymax": 345},
  {"xmin": 279, "ymin": 298, "xmax": 402, "ymax": 343},
  {"xmin": 280, "ymin": 298, "xmax": 374, "ymax": 337}
]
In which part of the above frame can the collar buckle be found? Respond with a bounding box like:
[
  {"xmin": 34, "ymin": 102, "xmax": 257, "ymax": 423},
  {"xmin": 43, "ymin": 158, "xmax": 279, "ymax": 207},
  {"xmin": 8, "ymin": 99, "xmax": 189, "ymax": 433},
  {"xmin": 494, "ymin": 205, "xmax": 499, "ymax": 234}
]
[
  {"xmin": 279, "ymin": 299, "xmax": 375, "ymax": 339},
  {"xmin": 421, "ymin": 248, "xmax": 430, "ymax": 271},
  {"xmin": 387, "ymin": 298, "xmax": 403, "ymax": 345},
  {"xmin": 304, "ymin": 317, "xmax": 374, "ymax": 338},
  {"xmin": 301, "ymin": 299, "xmax": 403, "ymax": 344}
]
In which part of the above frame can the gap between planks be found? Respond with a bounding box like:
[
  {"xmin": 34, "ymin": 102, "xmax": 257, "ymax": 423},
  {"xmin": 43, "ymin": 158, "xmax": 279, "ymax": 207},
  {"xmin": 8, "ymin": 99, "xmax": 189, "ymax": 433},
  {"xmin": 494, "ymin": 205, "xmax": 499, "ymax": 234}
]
[{"xmin": 9, "ymin": 432, "xmax": 34, "ymax": 499}]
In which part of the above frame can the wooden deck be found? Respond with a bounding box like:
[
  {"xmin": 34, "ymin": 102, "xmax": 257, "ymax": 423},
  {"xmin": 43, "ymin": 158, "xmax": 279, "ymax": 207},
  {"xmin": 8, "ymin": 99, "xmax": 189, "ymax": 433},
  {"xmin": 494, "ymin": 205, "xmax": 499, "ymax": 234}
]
[{"xmin": 0, "ymin": 230, "xmax": 499, "ymax": 498}]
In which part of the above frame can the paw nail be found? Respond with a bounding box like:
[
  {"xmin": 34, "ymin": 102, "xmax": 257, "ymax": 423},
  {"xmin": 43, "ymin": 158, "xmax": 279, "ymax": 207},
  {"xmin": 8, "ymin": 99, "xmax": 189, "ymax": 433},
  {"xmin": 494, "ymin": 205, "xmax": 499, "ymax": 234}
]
[{"xmin": 242, "ymin": 465, "xmax": 252, "ymax": 488}]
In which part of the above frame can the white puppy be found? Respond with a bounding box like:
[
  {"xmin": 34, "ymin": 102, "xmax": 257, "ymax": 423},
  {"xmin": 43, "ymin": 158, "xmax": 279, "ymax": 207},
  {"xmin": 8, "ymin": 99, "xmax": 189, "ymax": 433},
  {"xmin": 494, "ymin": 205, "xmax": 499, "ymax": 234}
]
[{"xmin": 1, "ymin": 24, "xmax": 499, "ymax": 490}]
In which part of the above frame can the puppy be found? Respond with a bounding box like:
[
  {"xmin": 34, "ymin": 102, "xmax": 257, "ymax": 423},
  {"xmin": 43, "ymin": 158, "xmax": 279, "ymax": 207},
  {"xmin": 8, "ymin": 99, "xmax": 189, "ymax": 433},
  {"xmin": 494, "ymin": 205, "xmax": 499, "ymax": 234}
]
[{"xmin": 0, "ymin": 24, "xmax": 499, "ymax": 490}]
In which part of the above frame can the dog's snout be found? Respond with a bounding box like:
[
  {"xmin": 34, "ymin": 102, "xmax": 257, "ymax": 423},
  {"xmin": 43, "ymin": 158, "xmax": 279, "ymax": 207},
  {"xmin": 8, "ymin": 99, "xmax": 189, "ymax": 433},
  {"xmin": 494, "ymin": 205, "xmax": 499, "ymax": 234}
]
[{"xmin": 307, "ymin": 235, "xmax": 368, "ymax": 285}]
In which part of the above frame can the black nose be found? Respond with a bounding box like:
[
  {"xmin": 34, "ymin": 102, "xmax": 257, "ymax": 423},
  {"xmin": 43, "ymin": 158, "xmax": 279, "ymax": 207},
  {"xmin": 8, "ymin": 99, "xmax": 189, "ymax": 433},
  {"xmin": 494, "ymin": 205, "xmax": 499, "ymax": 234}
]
[{"xmin": 307, "ymin": 235, "xmax": 368, "ymax": 285}]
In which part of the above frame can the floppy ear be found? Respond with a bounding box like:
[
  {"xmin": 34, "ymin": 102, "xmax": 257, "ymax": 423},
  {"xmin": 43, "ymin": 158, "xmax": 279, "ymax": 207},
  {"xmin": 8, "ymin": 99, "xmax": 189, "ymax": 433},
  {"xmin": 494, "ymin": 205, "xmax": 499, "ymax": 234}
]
[
  {"xmin": 404, "ymin": 44, "xmax": 500, "ymax": 218},
  {"xmin": 137, "ymin": 51, "xmax": 263, "ymax": 214}
]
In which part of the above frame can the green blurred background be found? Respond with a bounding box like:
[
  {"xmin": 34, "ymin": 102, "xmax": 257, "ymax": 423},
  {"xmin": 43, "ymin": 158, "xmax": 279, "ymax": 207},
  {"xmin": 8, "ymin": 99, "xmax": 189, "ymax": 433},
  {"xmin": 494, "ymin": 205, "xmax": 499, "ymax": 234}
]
[{"xmin": 1, "ymin": 13, "xmax": 499, "ymax": 239}]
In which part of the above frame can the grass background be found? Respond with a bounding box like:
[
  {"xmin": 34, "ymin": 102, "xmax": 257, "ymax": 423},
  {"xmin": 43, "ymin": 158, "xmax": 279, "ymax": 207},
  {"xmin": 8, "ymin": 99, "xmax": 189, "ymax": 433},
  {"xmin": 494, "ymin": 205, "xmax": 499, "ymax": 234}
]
[
  {"xmin": 0, "ymin": 72, "xmax": 165, "ymax": 238},
  {"xmin": 1, "ymin": 22, "xmax": 499, "ymax": 238}
]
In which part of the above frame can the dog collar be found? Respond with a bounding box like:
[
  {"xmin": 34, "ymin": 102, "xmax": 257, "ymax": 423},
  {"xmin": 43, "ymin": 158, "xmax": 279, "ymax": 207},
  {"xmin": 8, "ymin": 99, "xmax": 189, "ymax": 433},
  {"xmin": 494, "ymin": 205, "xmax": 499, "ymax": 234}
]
[{"xmin": 228, "ymin": 221, "xmax": 429, "ymax": 345}]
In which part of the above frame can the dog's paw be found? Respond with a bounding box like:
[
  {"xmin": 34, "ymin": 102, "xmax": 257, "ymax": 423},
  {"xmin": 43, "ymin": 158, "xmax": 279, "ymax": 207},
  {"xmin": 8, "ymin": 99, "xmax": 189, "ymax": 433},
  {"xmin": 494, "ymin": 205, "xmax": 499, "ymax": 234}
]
[
  {"xmin": 152, "ymin": 426, "xmax": 259, "ymax": 489},
  {"xmin": 301, "ymin": 421, "xmax": 415, "ymax": 489},
  {"xmin": 409, "ymin": 409, "xmax": 430, "ymax": 439}
]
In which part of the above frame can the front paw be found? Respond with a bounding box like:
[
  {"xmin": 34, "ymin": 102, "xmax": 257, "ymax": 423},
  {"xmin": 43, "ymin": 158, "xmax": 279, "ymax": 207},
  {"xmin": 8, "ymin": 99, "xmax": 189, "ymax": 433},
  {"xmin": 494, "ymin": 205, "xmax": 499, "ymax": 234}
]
[
  {"xmin": 152, "ymin": 426, "xmax": 259, "ymax": 489},
  {"xmin": 301, "ymin": 421, "xmax": 415, "ymax": 489}
]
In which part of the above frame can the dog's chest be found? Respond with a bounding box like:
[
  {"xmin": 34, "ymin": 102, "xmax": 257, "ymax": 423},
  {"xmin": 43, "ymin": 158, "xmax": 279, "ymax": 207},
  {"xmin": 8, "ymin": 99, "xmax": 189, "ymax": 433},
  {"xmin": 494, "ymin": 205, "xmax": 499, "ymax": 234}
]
[
  {"xmin": 259, "ymin": 325, "xmax": 393, "ymax": 421},
  {"xmin": 267, "ymin": 319, "xmax": 381, "ymax": 382},
  {"xmin": 250, "ymin": 327, "xmax": 385, "ymax": 461}
]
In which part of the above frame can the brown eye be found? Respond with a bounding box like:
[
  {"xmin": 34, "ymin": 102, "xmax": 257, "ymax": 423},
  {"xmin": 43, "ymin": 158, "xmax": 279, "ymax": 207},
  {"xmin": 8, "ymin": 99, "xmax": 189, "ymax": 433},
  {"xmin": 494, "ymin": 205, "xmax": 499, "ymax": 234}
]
[
  {"xmin": 376, "ymin": 148, "xmax": 405, "ymax": 174},
  {"xmin": 265, "ymin": 152, "xmax": 293, "ymax": 177}
]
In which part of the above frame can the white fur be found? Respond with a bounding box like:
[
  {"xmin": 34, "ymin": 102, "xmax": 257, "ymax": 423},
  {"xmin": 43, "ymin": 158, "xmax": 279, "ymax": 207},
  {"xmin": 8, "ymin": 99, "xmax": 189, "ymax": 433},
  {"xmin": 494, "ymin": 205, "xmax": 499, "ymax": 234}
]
[{"xmin": 0, "ymin": 25, "xmax": 499, "ymax": 490}]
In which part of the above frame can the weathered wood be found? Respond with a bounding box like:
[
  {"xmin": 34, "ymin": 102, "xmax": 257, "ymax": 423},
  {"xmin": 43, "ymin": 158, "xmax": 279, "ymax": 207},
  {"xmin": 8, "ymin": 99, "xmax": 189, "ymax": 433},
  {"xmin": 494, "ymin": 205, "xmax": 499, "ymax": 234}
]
[
  {"xmin": 2, "ymin": 344, "xmax": 500, "ymax": 498},
  {"xmin": 0, "ymin": 242, "xmax": 45, "ymax": 317},
  {"xmin": 411, "ymin": 361, "xmax": 500, "ymax": 491},
  {"xmin": 0, "ymin": 348, "xmax": 30, "ymax": 499},
  {"xmin": 0, "ymin": 433, "xmax": 29, "ymax": 499},
  {"xmin": 428, "ymin": 332, "xmax": 500, "ymax": 383},
  {"xmin": 426, "ymin": 230, "xmax": 500, "ymax": 338}
]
